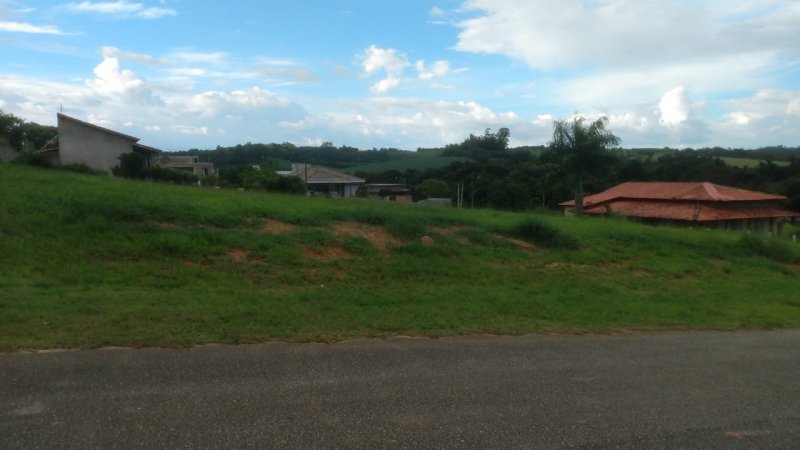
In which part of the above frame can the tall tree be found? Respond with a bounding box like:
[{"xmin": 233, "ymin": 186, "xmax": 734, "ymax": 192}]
[{"xmin": 549, "ymin": 116, "xmax": 620, "ymax": 215}]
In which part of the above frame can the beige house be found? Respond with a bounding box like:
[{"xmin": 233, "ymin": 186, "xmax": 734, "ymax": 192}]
[
  {"xmin": 40, "ymin": 113, "xmax": 214, "ymax": 175},
  {"xmin": 40, "ymin": 113, "xmax": 162, "ymax": 172}
]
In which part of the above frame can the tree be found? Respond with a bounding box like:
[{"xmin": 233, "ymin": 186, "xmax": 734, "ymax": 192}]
[
  {"xmin": 549, "ymin": 116, "xmax": 620, "ymax": 215},
  {"xmin": 415, "ymin": 178, "xmax": 451, "ymax": 199}
]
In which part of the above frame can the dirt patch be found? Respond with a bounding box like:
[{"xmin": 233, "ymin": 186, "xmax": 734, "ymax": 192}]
[
  {"xmin": 260, "ymin": 219, "xmax": 297, "ymax": 234},
  {"xmin": 431, "ymin": 226, "xmax": 463, "ymax": 235},
  {"xmin": 153, "ymin": 222, "xmax": 183, "ymax": 229},
  {"xmin": 493, "ymin": 234, "xmax": 535, "ymax": 250},
  {"xmin": 227, "ymin": 248, "xmax": 248, "ymax": 261},
  {"xmin": 331, "ymin": 222, "xmax": 402, "ymax": 251},
  {"xmin": 302, "ymin": 245, "xmax": 352, "ymax": 261}
]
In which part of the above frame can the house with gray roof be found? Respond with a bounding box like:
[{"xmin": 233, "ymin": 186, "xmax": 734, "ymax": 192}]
[{"xmin": 278, "ymin": 163, "xmax": 365, "ymax": 198}]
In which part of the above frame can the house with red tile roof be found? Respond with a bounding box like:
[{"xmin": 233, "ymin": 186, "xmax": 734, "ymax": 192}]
[{"xmin": 560, "ymin": 182, "xmax": 799, "ymax": 233}]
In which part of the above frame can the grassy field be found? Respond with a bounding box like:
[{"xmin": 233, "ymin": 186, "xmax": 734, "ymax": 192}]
[
  {"xmin": 1, "ymin": 163, "xmax": 799, "ymax": 351},
  {"xmin": 342, "ymin": 155, "xmax": 470, "ymax": 174},
  {"xmin": 719, "ymin": 156, "xmax": 790, "ymax": 168}
]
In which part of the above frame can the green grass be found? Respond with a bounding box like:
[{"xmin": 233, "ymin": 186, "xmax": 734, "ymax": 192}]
[
  {"xmin": 719, "ymin": 156, "xmax": 790, "ymax": 168},
  {"xmin": 341, "ymin": 155, "xmax": 470, "ymax": 174},
  {"xmin": 1, "ymin": 162, "xmax": 800, "ymax": 351}
]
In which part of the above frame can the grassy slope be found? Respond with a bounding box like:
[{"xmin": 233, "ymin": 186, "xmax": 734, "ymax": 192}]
[{"xmin": 1, "ymin": 163, "xmax": 799, "ymax": 350}]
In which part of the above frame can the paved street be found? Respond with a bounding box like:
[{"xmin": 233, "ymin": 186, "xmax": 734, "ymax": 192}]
[{"xmin": 2, "ymin": 330, "xmax": 800, "ymax": 448}]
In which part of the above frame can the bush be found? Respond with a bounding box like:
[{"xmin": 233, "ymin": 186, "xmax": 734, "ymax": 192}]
[
  {"xmin": 739, "ymin": 234, "xmax": 798, "ymax": 263},
  {"xmin": 140, "ymin": 166, "xmax": 198, "ymax": 184},
  {"xmin": 511, "ymin": 218, "xmax": 578, "ymax": 250},
  {"xmin": 59, "ymin": 162, "xmax": 99, "ymax": 174},
  {"xmin": 113, "ymin": 152, "xmax": 145, "ymax": 178},
  {"xmin": 15, "ymin": 151, "xmax": 53, "ymax": 168}
]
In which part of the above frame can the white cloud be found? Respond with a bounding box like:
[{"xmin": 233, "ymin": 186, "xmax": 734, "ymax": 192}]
[
  {"xmin": 63, "ymin": 1, "xmax": 176, "ymax": 19},
  {"xmin": 0, "ymin": 21, "xmax": 63, "ymax": 34},
  {"xmin": 85, "ymin": 57, "xmax": 155, "ymax": 102},
  {"xmin": 371, "ymin": 76, "xmax": 400, "ymax": 94},
  {"xmin": 170, "ymin": 51, "xmax": 227, "ymax": 65},
  {"xmin": 66, "ymin": 1, "xmax": 141, "ymax": 14},
  {"xmin": 454, "ymin": 0, "xmax": 798, "ymax": 70},
  {"xmin": 557, "ymin": 52, "xmax": 776, "ymax": 110},
  {"xmin": 415, "ymin": 60, "xmax": 451, "ymax": 80},
  {"xmin": 102, "ymin": 46, "xmax": 166, "ymax": 65},
  {"xmin": 360, "ymin": 45, "xmax": 409, "ymax": 76},
  {"xmin": 171, "ymin": 125, "xmax": 208, "ymax": 135},
  {"xmin": 137, "ymin": 7, "xmax": 175, "ymax": 19},
  {"xmin": 658, "ymin": 87, "xmax": 690, "ymax": 126},
  {"xmin": 359, "ymin": 45, "xmax": 411, "ymax": 94}
]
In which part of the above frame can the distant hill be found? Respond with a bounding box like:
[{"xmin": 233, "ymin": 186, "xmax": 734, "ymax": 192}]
[{"xmin": 342, "ymin": 155, "xmax": 471, "ymax": 174}]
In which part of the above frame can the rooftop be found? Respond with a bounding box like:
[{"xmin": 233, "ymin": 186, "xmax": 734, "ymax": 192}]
[{"xmin": 560, "ymin": 182, "xmax": 787, "ymax": 207}]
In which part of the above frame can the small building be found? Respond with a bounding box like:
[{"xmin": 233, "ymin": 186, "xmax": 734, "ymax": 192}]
[
  {"xmin": 278, "ymin": 163, "xmax": 365, "ymax": 198},
  {"xmin": 40, "ymin": 113, "xmax": 162, "ymax": 172},
  {"xmin": 560, "ymin": 181, "xmax": 799, "ymax": 233},
  {"xmin": 158, "ymin": 155, "xmax": 216, "ymax": 176},
  {"xmin": 364, "ymin": 183, "xmax": 413, "ymax": 203}
]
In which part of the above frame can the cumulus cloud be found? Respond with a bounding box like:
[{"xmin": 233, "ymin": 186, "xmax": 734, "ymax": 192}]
[
  {"xmin": 360, "ymin": 45, "xmax": 409, "ymax": 76},
  {"xmin": 370, "ymin": 76, "xmax": 400, "ymax": 94},
  {"xmin": 658, "ymin": 87, "xmax": 690, "ymax": 126},
  {"xmin": 0, "ymin": 21, "xmax": 63, "ymax": 34},
  {"xmin": 85, "ymin": 57, "xmax": 157, "ymax": 104},
  {"xmin": 175, "ymin": 86, "xmax": 302, "ymax": 119},
  {"xmin": 454, "ymin": 0, "xmax": 798, "ymax": 70},
  {"xmin": 63, "ymin": 1, "xmax": 176, "ymax": 19},
  {"xmin": 359, "ymin": 45, "xmax": 409, "ymax": 94},
  {"xmin": 415, "ymin": 59, "xmax": 451, "ymax": 80}
]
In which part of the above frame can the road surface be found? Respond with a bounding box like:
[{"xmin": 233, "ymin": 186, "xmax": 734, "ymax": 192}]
[{"xmin": 2, "ymin": 330, "xmax": 800, "ymax": 448}]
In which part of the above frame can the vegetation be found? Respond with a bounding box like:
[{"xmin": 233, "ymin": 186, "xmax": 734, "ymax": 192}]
[
  {"xmin": 2, "ymin": 163, "xmax": 799, "ymax": 351},
  {"xmin": 549, "ymin": 117, "xmax": 620, "ymax": 215},
  {"xmin": 415, "ymin": 178, "xmax": 451, "ymax": 199},
  {"xmin": 0, "ymin": 109, "xmax": 56, "ymax": 153}
]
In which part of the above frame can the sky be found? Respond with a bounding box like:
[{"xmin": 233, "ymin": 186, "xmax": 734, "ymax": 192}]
[{"xmin": 1, "ymin": 0, "xmax": 799, "ymax": 151}]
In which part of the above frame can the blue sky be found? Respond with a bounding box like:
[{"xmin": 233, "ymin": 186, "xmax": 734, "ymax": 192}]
[{"xmin": 1, "ymin": 0, "xmax": 799, "ymax": 150}]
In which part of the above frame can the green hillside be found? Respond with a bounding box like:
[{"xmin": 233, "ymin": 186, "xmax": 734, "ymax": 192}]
[
  {"xmin": 719, "ymin": 156, "xmax": 790, "ymax": 168},
  {"xmin": 342, "ymin": 155, "xmax": 470, "ymax": 174},
  {"xmin": 1, "ymin": 162, "xmax": 799, "ymax": 351}
]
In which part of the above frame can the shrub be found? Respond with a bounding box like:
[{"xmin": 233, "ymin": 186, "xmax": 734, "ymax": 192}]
[
  {"xmin": 511, "ymin": 218, "xmax": 578, "ymax": 250},
  {"xmin": 15, "ymin": 151, "xmax": 53, "ymax": 168},
  {"xmin": 739, "ymin": 234, "xmax": 798, "ymax": 263},
  {"xmin": 140, "ymin": 166, "xmax": 198, "ymax": 184},
  {"xmin": 58, "ymin": 162, "xmax": 99, "ymax": 174},
  {"xmin": 113, "ymin": 152, "xmax": 145, "ymax": 178}
]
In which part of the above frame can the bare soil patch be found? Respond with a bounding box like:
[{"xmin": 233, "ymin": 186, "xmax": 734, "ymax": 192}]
[
  {"xmin": 331, "ymin": 222, "xmax": 402, "ymax": 251},
  {"xmin": 493, "ymin": 234, "xmax": 534, "ymax": 250},
  {"xmin": 302, "ymin": 245, "xmax": 352, "ymax": 261},
  {"xmin": 260, "ymin": 219, "xmax": 297, "ymax": 234},
  {"xmin": 227, "ymin": 248, "xmax": 248, "ymax": 261}
]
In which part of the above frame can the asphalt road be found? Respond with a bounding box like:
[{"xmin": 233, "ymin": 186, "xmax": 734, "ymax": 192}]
[{"xmin": 2, "ymin": 330, "xmax": 800, "ymax": 449}]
